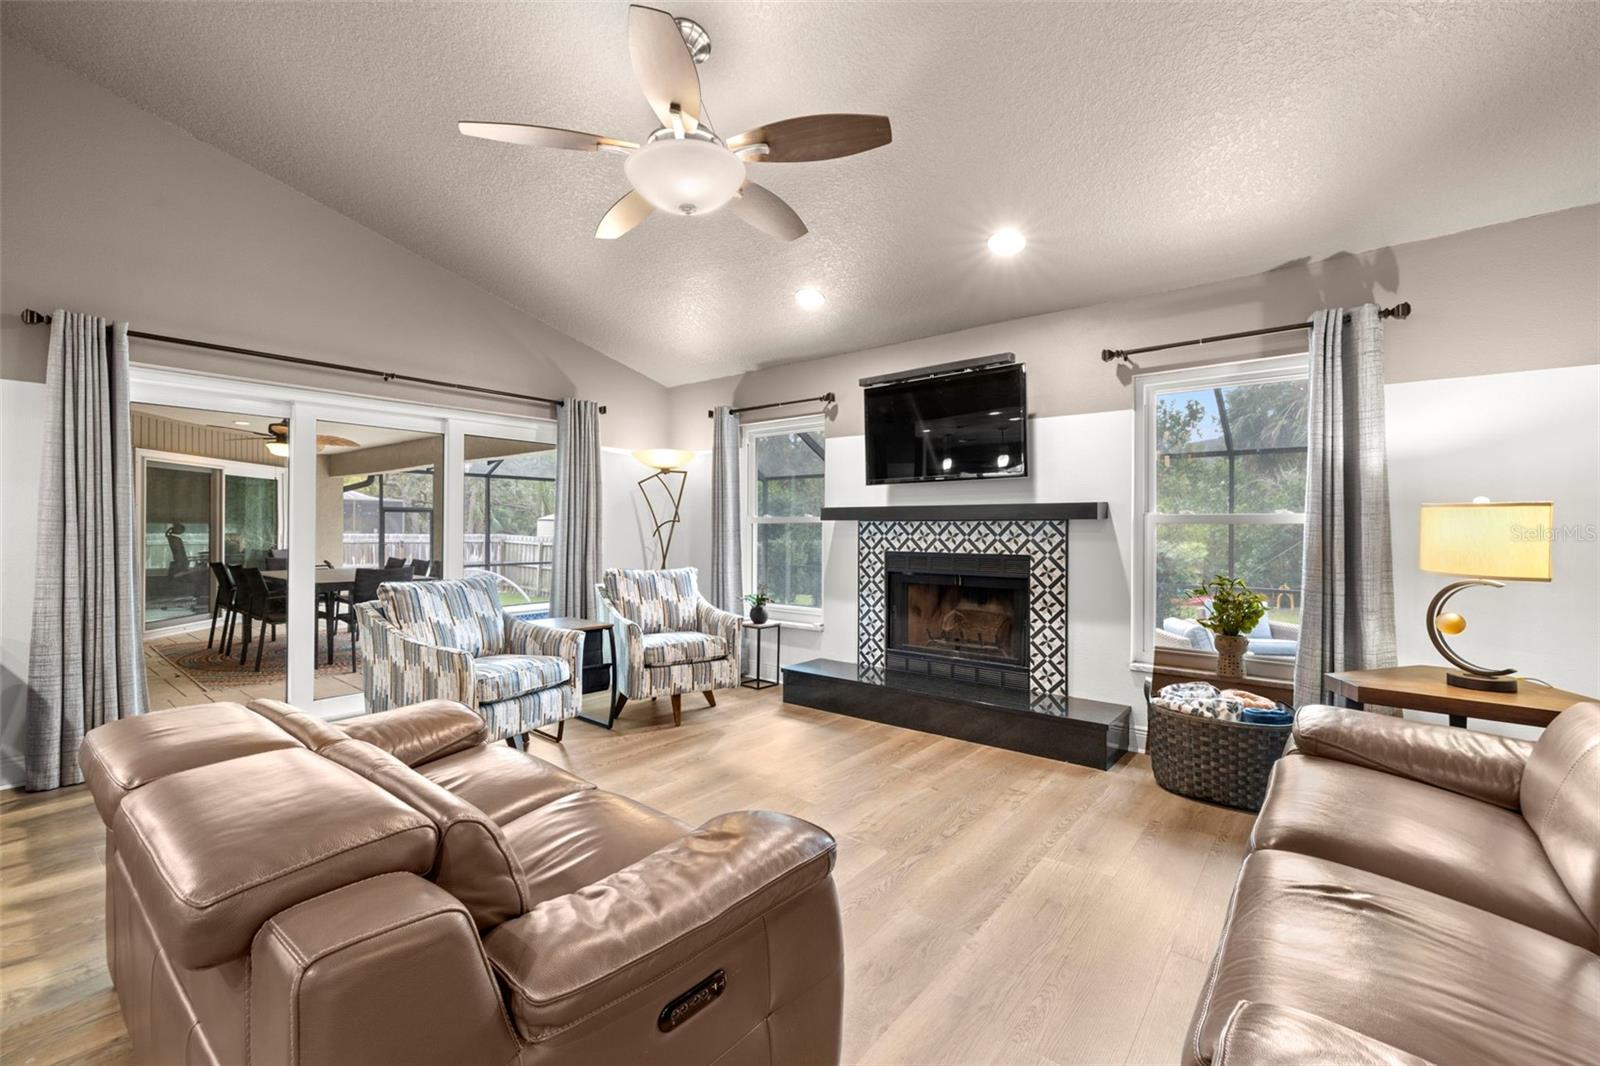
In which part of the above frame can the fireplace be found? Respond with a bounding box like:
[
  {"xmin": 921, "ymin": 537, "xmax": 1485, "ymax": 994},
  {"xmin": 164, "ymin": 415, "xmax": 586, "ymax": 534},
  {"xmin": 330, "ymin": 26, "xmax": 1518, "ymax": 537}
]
[{"xmin": 885, "ymin": 551, "xmax": 1030, "ymax": 689}]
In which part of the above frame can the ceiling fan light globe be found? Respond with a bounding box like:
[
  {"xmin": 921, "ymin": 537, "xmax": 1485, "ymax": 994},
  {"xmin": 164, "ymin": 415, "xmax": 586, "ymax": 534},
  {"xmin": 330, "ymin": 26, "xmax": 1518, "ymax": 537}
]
[{"xmin": 624, "ymin": 137, "xmax": 745, "ymax": 217}]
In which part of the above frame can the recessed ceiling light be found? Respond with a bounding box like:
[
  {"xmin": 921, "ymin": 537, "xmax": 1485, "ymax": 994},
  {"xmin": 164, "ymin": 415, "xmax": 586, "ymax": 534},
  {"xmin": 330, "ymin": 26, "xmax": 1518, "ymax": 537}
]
[
  {"xmin": 987, "ymin": 229, "xmax": 1026, "ymax": 257},
  {"xmin": 794, "ymin": 287, "xmax": 825, "ymax": 311},
  {"xmin": 233, "ymin": 420, "xmax": 251, "ymax": 427}
]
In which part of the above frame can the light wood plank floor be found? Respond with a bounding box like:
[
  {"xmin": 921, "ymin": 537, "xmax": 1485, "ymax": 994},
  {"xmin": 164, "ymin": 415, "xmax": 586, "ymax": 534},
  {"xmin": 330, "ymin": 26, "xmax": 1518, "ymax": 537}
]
[{"xmin": 0, "ymin": 686, "xmax": 1252, "ymax": 1065}]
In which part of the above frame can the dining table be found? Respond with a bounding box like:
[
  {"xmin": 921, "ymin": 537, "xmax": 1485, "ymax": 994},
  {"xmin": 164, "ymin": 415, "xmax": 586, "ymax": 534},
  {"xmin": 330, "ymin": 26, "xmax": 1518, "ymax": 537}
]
[{"xmin": 261, "ymin": 567, "xmax": 357, "ymax": 667}]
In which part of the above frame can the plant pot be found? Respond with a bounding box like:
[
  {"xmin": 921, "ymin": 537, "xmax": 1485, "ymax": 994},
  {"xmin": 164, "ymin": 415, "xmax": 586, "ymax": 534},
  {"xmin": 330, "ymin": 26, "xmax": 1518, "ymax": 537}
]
[
  {"xmin": 1214, "ymin": 634, "xmax": 1249, "ymax": 679},
  {"xmin": 748, "ymin": 604, "xmax": 768, "ymax": 625}
]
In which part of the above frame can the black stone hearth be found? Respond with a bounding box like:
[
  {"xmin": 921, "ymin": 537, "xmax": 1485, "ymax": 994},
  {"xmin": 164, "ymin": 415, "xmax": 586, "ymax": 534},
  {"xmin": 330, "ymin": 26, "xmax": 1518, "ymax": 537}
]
[{"xmin": 782, "ymin": 658, "xmax": 1130, "ymax": 770}]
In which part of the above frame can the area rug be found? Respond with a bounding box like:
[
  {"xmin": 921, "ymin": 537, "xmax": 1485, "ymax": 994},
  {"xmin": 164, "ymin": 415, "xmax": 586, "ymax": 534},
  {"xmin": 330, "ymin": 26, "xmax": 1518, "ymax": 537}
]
[{"xmin": 154, "ymin": 633, "xmax": 356, "ymax": 684}]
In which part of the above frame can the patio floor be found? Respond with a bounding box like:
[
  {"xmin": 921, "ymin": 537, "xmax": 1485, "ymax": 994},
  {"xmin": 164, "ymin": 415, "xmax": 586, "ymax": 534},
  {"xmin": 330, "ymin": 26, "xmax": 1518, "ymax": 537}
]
[{"xmin": 142, "ymin": 625, "xmax": 363, "ymax": 710}]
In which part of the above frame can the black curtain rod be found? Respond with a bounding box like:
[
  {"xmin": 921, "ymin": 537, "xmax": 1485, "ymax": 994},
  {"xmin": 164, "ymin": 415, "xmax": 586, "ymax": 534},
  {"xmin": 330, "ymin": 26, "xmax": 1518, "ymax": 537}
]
[
  {"xmin": 19, "ymin": 309, "xmax": 605, "ymax": 414},
  {"xmin": 1100, "ymin": 302, "xmax": 1412, "ymax": 365},
  {"xmin": 708, "ymin": 392, "xmax": 835, "ymax": 418}
]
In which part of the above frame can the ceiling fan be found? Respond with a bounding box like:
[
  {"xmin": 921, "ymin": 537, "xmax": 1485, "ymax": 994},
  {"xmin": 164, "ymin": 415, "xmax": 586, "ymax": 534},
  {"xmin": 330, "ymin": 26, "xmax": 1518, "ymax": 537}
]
[
  {"xmin": 458, "ymin": 4, "xmax": 892, "ymax": 241},
  {"xmin": 213, "ymin": 420, "xmax": 358, "ymax": 456}
]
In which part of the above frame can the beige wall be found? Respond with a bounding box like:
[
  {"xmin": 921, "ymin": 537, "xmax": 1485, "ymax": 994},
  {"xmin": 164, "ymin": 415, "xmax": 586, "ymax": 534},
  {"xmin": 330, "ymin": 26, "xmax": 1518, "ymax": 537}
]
[
  {"xmin": 665, "ymin": 204, "xmax": 1599, "ymax": 448},
  {"xmin": 0, "ymin": 39, "xmax": 668, "ymax": 448}
]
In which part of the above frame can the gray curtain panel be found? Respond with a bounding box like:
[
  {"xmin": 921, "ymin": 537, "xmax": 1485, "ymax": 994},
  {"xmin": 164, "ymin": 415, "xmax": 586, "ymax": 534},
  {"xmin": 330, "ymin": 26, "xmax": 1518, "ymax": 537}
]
[
  {"xmin": 710, "ymin": 406, "xmax": 743, "ymax": 612},
  {"xmin": 27, "ymin": 311, "xmax": 149, "ymax": 791},
  {"xmin": 1294, "ymin": 304, "xmax": 1399, "ymax": 710},
  {"xmin": 551, "ymin": 398, "xmax": 603, "ymax": 618}
]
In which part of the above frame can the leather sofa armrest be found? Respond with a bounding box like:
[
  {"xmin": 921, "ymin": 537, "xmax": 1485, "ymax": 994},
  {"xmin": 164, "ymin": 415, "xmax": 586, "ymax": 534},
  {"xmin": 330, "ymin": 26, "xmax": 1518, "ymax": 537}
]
[
  {"xmin": 1214, "ymin": 1002, "xmax": 1434, "ymax": 1066},
  {"xmin": 484, "ymin": 810, "xmax": 837, "ymax": 1039},
  {"xmin": 252, "ymin": 872, "xmax": 521, "ymax": 1066},
  {"xmin": 1292, "ymin": 705, "xmax": 1532, "ymax": 810},
  {"xmin": 338, "ymin": 700, "xmax": 487, "ymax": 766}
]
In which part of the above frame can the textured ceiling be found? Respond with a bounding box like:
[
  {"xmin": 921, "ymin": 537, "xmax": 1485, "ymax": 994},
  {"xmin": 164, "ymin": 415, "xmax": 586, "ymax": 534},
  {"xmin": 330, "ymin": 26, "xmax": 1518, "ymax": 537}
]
[{"xmin": 4, "ymin": 2, "xmax": 1597, "ymax": 387}]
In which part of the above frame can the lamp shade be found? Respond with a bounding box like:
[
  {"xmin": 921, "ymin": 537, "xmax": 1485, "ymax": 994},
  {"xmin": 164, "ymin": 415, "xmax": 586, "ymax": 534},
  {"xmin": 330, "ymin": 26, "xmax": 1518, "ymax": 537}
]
[
  {"xmin": 633, "ymin": 448, "xmax": 695, "ymax": 471},
  {"xmin": 1419, "ymin": 502, "xmax": 1553, "ymax": 581}
]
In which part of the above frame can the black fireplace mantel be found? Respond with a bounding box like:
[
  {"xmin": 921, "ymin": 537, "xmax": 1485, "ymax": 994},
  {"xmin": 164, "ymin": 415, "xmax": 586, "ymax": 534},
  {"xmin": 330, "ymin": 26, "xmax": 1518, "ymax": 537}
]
[{"xmin": 819, "ymin": 502, "xmax": 1109, "ymax": 522}]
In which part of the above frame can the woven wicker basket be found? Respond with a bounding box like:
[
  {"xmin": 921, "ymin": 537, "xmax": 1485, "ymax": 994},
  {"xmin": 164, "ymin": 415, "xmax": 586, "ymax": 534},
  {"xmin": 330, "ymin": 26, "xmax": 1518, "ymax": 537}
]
[{"xmin": 1145, "ymin": 686, "xmax": 1292, "ymax": 811}]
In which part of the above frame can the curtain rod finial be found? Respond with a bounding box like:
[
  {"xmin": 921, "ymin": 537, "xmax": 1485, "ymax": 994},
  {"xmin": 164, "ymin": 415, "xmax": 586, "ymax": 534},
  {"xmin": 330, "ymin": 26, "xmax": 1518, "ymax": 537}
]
[
  {"xmin": 1382, "ymin": 301, "xmax": 1411, "ymax": 321},
  {"xmin": 1100, "ymin": 348, "xmax": 1125, "ymax": 363},
  {"xmin": 20, "ymin": 309, "xmax": 51, "ymax": 325}
]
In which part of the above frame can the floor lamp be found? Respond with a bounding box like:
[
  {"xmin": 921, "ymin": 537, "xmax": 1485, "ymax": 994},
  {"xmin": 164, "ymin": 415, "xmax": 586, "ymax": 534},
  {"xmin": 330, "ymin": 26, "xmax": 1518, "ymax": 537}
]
[{"xmin": 633, "ymin": 449, "xmax": 694, "ymax": 568}]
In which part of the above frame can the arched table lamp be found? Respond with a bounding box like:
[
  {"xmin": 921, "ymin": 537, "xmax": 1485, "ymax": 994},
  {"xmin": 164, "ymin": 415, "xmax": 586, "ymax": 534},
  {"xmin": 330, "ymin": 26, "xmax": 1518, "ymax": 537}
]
[
  {"xmin": 1419, "ymin": 500, "xmax": 1553, "ymax": 693},
  {"xmin": 633, "ymin": 449, "xmax": 695, "ymax": 567}
]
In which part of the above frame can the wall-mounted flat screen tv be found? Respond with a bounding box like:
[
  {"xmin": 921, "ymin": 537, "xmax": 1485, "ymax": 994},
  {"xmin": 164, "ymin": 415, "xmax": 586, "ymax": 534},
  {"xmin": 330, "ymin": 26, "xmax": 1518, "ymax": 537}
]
[{"xmin": 864, "ymin": 362, "xmax": 1028, "ymax": 485}]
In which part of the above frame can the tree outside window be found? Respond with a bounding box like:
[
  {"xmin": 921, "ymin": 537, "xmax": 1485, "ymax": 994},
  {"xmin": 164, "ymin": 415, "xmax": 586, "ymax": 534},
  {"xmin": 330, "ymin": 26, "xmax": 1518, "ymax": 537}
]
[
  {"xmin": 1141, "ymin": 361, "xmax": 1309, "ymax": 661},
  {"xmin": 747, "ymin": 423, "xmax": 825, "ymax": 611}
]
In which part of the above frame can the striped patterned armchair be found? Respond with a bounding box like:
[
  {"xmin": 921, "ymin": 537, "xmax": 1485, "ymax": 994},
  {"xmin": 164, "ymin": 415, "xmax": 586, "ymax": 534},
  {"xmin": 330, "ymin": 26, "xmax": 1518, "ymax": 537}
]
[
  {"xmin": 354, "ymin": 573, "xmax": 582, "ymax": 743},
  {"xmin": 596, "ymin": 567, "xmax": 742, "ymax": 726}
]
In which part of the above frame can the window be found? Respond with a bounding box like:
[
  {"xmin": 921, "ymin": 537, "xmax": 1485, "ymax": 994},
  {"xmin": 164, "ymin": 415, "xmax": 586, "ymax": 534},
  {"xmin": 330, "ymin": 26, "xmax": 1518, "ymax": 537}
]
[
  {"xmin": 743, "ymin": 417, "xmax": 825, "ymax": 616},
  {"xmin": 342, "ymin": 468, "xmax": 435, "ymax": 565},
  {"xmin": 464, "ymin": 439, "xmax": 557, "ymax": 608},
  {"xmin": 1135, "ymin": 356, "xmax": 1308, "ymax": 666}
]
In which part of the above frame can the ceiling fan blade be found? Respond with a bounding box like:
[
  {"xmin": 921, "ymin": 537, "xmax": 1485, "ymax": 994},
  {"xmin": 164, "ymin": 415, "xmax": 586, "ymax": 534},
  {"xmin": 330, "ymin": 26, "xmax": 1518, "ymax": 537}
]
[
  {"xmin": 458, "ymin": 121, "xmax": 636, "ymax": 152},
  {"xmin": 628, "ymin": 5, "xmax": 702, "ymax": 131},
  {"xmin": 316, "ymin": 435, "xmax": 360, "ymax": 449},
  {"xmin": 596, "ymin": 189, "xmax": 654, "ymax": 239},
  {"xmin": 732, "ymin": 182, "xmax": 807, "ymax": 241},
  {"xmin": 727, "ymin": 114, "xmax": 892, "ymax": 163}
]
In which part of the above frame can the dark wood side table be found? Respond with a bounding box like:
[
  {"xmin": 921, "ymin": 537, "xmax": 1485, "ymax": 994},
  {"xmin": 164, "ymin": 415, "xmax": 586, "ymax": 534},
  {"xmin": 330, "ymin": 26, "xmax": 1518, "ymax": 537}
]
[
  {"xmin": 1324, "ymin": 666, "xmax": 1594, "ymax": 729},
  {"xmin": 741, "ymin": 621, "xmax": 782, "ymax": 690},
  {"xmin": 528, "ymin": 616, "xmax": 620, "ymax": 729}
]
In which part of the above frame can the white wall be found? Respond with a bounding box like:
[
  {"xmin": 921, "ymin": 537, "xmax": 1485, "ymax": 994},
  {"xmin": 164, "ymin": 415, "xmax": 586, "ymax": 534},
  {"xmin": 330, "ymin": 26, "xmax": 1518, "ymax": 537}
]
[
  {"xmin": 0, "ymin": 378, "xmax": 48, "ymax": 787},
  {"xmin": 1387, "ymin": 365, "xmax": 1600, "ymax": 736}
]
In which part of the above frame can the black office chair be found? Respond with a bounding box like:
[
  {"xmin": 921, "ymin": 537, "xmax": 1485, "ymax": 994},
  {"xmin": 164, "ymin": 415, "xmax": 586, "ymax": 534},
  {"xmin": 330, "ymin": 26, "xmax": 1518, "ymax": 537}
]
[
  {"xmin": 235, "ymin": 567, "xmax": 289, "ymax": 671},
  {"xmin": 207, "ymin": 562, "xmax": 238, "ymax": 652}
]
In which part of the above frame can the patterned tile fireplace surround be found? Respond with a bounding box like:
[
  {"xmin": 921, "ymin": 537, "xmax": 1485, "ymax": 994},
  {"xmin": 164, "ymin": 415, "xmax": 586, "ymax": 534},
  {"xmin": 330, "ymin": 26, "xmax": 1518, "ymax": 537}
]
[{"xmin": 857, "ymin": 519, "xmax": 1069, "ymax": 695}]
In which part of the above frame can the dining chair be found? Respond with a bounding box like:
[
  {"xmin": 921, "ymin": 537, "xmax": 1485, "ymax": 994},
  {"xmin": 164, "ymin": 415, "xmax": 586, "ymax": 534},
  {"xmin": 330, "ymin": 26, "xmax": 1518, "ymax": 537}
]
[
  {"xmin": 235, "ymin": 567, "xmax": 289, "ymax": 671},
  {"xmin": 384, "ymin": 556, "xmax": 408, "ymax": 569},
  {"xmin": 411, "ymin": 559, "xmax": 431, "ymax": 577},
  {"xmin": 207, "ymin": 562, "xmax": 238, "ymax": 651},
  {"xmin": 427, "ymin": 560, "xmax": 443, "ymax": 578}
]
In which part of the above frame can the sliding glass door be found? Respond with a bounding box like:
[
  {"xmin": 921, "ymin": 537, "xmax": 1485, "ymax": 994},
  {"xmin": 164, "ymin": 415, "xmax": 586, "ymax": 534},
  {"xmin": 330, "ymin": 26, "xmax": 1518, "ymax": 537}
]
[{"xmin": 143, "ymin": 462, "xmax": 215, "ymax": 626}]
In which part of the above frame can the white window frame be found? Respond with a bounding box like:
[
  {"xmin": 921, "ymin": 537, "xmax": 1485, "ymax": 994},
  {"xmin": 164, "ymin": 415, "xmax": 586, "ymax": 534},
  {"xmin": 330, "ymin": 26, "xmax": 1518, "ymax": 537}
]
[
  {"xmin": 1132, "ymin": 354, "xmax": 1309, "ymax": 670},
  {"xmin": 741, "ymin": 414, "xmax": 826, "ymax": 624}
]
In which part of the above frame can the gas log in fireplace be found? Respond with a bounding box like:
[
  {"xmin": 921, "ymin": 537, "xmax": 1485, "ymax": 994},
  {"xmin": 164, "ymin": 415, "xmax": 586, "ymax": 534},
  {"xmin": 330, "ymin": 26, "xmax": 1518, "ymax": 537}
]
[{"xmin": 885, "ymin": 551, "xmax": 1030, "ymax": 690}]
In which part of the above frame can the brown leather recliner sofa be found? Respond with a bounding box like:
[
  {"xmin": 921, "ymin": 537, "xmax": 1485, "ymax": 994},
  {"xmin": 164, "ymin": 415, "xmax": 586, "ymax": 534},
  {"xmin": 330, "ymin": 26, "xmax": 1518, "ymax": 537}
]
[
  {"xmin": 79, "ymin": 698, "xmax": 843, "ymax": 1065},
  {"xmin": 1185, "ymin": 701, "xmax": 1600, "ymax": 1066}
]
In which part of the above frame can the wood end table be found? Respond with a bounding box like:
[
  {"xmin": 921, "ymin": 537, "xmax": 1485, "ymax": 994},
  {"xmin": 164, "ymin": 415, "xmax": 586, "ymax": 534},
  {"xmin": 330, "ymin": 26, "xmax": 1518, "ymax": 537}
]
[{"xmin": 1324, "ymin": 666, "xmax": 1594, "ymax": 729}]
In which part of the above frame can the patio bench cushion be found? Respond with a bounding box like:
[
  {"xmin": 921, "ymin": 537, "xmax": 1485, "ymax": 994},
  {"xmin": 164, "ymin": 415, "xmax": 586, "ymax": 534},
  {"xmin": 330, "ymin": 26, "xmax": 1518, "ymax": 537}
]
[
  {"xmin": 474, "ymin": 655, "xmax": 571, "ymax": 703},
  {"xmin": 640, "ymin": 631, "xmax": 727, "ymax": 667}
]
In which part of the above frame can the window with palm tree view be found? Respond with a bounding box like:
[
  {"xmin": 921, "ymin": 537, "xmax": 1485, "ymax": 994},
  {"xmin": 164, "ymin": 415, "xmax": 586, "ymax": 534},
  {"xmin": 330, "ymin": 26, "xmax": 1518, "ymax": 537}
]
[
  {"xmin": 1141, "ymin": 360, "xmax": 1308, "ymax": 663},
  {"xmin": 746, "ymin": 420, "xmax": 825, "ymax": 612}
]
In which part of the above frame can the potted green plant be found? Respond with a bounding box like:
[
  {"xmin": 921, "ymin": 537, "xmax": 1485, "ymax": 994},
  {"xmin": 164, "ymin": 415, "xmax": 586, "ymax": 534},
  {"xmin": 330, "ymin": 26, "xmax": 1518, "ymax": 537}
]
[
  {"xmin": 744, "ymin": 587, "xmax": 772, "ymax": 625},
  {"xmin": 1189, "ymin": 575, "xmax": 1268, "ymax": 679}
]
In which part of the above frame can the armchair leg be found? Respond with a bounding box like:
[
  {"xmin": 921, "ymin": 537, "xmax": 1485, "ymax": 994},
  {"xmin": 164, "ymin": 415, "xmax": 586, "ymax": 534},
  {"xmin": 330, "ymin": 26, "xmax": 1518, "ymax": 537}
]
[
  {"xmin": 526, "ymin": 720, "xmax": 565, "ymax": 744},
  {"xmin": 670, "ymin": 694, "xmax": 682, "ymax": 727},
  {"xmin": 702, "ymin": 689, "xmax": 716, "ymax": 708}
]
